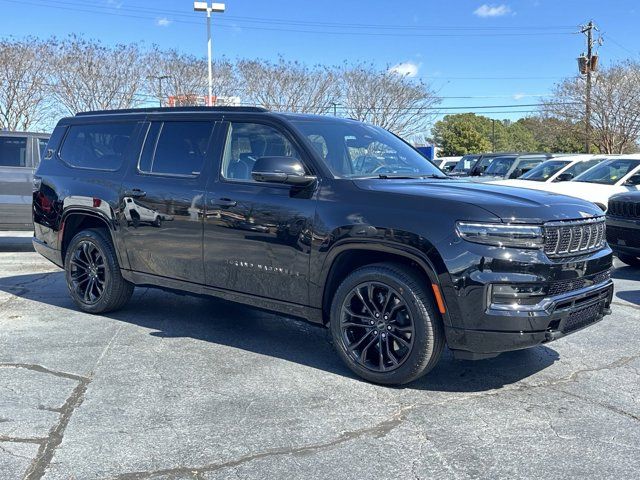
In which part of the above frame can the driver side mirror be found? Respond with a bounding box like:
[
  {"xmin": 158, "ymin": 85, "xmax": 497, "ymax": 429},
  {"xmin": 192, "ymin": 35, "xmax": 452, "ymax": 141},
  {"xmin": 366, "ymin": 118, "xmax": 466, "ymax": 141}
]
[
  {"xmin": 624, "ymin": 173, "xmax": 640, "ymax": 186},
  {"xmin": 554, "ymin": 172, "xmax": 574, "ymax": 182},
  {"xmin": 252, "ymin": 156, "xmax": 316, "ymax": 186}
]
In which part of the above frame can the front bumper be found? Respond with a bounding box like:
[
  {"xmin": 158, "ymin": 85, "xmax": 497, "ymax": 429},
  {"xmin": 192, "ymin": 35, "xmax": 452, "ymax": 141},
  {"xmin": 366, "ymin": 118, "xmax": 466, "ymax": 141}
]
[
  {"xmin": 446, "ymin": 279, "xmax": 614, "ymax": 357},
  {"xmin": 607, "ymin": 218, "xmax": 640, "ymax": 257}
]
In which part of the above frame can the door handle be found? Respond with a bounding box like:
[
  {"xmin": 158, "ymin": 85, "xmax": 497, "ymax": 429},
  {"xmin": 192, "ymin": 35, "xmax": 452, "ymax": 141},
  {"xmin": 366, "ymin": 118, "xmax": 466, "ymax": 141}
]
[
  {"xmin": 125, "ymin": 188, "xmax": 146, "ymax": 198},
  {"xmin": 211, "ymin": 198, "xmax": 237, "ymax": 207}
]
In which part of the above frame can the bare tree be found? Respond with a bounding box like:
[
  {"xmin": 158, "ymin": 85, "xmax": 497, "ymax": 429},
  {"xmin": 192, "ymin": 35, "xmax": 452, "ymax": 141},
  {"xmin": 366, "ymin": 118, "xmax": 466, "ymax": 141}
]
[
  {"xmin": 546, "ymin": 61, "xmax": 640, "ymax": 153},
  {"xmin": 144, "ymin": 48, "xmax": 238, "ymax": 105},
  {"xmin": 49, "ymin": 36, "xmax": 147, "ymax": 115},
  {"xmin": 0, "ymin": 38, "xmax": 53, "ymax": 131},
  {"xmin": 339, "ymin": 64, "xmax": 440, "ymax": 137},
  {"xmin": 236, "ymin": 58, "xmax": 340, "ymax": 113}
]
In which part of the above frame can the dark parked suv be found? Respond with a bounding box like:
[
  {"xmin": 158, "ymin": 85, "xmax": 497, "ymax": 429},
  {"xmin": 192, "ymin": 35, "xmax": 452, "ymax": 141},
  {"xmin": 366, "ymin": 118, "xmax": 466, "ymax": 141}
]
[
  {"xmin": 33, "ymin": 107, "xmax": 614, "ymax": 385},
  {"xmin": 606, "ymin": 191, "xmax": 640, "ymax": 267}
]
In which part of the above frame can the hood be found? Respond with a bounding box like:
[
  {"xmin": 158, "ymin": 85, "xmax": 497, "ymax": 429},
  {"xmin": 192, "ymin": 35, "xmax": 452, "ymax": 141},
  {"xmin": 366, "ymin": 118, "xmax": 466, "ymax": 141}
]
[
  {"xmin": 489, "ymin": 179, "xmax": 543, "ymax": 188},
  {"xmin": 353, "ymin": 178, "xmax": 604, "ymax": 224},
  {"xmin": 609, "ymin": 190, "xmax": 640, "ymax": 203},
  {"xmin": 525, "ymin": 181, "xmax": 626, "ymax": 208}
]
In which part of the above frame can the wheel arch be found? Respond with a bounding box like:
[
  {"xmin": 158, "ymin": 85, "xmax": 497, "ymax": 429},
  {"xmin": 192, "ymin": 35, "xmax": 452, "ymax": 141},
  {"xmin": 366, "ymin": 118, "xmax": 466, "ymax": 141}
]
[
  {"xmin": 60, "ymin": 208, "xmax": 117, "ymax": 264},
  {"xmin": 318, "ymin": 242, "xmax": 449, "ymax": 325}
]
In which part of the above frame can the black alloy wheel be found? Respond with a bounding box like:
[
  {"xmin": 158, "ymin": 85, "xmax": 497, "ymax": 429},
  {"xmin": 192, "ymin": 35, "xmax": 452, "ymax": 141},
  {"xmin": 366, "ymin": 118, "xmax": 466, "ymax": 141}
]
[
  {"xmin": 64, "ymin": 228, "xmax": 134, "ymax": 314},
  {"xmin": 340, "ymin": 282, "xmax": 415, "ymax": 372},
  {"xmin": 330, "ymin": 263, "xmax": 444, "ymax": 385},
  {"xmin": 69, "ymin": 240, "xmax": 106, "ymax": 304}
]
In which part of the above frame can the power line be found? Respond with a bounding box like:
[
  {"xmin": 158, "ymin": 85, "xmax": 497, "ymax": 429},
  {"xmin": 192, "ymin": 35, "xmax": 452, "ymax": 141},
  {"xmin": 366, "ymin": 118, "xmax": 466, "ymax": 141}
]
[
  {"xmin": 6, "ymin": 0, "xmax": 578, "ymax": 31},
  {"xmin": 0, "ymin": 0, "xmax": 576, "ymax": 37}
]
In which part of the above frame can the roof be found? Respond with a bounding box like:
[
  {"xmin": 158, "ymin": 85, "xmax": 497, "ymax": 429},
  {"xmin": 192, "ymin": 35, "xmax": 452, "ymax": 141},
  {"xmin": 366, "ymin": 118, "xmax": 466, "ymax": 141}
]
[{"xmin": 75, "ymin": 106, "xmax": 269, "ymax": 117}]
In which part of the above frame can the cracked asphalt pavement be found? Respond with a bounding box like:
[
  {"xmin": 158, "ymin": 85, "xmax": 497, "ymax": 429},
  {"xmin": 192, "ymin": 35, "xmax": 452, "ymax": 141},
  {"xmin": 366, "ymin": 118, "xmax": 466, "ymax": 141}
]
[{"xmin": 0, "ymin": 237, "xmax": 639, "ymax": 479}]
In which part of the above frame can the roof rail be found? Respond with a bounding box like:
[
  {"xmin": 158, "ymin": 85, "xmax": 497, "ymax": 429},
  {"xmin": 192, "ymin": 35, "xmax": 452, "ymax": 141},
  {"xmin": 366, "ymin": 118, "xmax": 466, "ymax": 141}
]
[{"xmin": 75, "ymin": 106, "xmax": 269, "ymax": 116}]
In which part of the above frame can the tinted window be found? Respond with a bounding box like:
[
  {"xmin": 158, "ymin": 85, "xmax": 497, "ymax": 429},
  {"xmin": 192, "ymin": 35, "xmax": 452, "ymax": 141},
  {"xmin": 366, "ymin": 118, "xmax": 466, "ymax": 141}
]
[
  {"xmin": 0, "ymin": 136, "xmax": 28, "ymax": 167},
  {"xmin": 139, "ymin": 121, "xmax": 213, "ymax": 176},
  {"xmin": 485, "ymin": 156, "xmax": 516, "ymax": 176},
  {"xmin": 59, "ymin": 123, "xmax": 136, "ymax": 170},
  {"xmin": 516, "ymin": 158, "xmax": 544, "ymax": 174},
  {"xmin": 221, "ymin": 123, "xmax": 300, "ymax": 181},
  {"xmin": 452, "ymin": 155, "xmax": 479, "ymax": 173}
]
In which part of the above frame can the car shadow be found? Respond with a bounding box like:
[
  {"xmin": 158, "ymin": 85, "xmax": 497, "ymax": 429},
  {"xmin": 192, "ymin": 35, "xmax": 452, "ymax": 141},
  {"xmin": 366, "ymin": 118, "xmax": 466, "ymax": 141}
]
[
  {"xmin": 0, "ymin": 236, "xmax": 34, "ymax": 252},
  {"xmin": 616, "ymin": 290, "xmax": 640, "ymax": 306},
  {"xmin": 611, "ymin": 265, "xmax": 639, "ymax": 281},
  {"xmin": 0, "ymin": 271, "xmax": 559, "ymax": 393}
]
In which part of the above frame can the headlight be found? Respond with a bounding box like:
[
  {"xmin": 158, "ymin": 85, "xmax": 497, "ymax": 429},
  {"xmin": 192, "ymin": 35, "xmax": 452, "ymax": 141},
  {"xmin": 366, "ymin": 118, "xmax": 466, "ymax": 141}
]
[{"xmin": 456, "ymin": 222, "xmax": 544, "ymax": 249}]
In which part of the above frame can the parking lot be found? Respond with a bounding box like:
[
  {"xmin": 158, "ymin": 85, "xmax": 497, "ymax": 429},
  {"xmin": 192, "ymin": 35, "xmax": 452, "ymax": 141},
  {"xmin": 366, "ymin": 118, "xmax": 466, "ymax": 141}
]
[{"xmin": 0, "ymin": 235, "xmax": 638, "ymax": 479}]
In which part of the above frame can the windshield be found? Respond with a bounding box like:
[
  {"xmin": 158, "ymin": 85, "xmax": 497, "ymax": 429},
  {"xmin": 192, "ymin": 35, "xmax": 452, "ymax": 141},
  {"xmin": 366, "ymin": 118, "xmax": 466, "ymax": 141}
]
[
  {"xmin": 451, "ymin": 155, "xmax": 479, "ymax": 173},
  {"xmin": 520, "ymin": 159, "xmax": 570, "ymax": 181},
  {"xmin": 573, "ymin": 158, "xmax": 640, "ymax": 185},
  {"xmin": 290, "ymin": 118, "xmax": 443, "ymax": 178},
  {"xmin": 484, "ymin": 156, "xmax": 516, "ymax": 176},
  {"xmin": 559, "ymin": 158, "xmax": 602, "ymax": 179}
]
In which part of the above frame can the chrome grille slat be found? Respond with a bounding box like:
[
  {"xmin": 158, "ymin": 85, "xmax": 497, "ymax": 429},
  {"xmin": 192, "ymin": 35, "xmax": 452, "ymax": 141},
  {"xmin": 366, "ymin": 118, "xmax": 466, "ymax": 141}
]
[{"xmin": 544, "ymin": 218, "xmax": 606, "ymax": 258}]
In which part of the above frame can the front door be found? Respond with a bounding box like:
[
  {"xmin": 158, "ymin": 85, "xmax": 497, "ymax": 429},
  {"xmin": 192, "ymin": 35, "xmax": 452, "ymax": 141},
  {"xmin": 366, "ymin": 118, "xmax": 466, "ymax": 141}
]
[
  {"xmin": 203, "ymin": 121, "xmax": 317, "ymax": 305},
  {"xmin": 119, "ymin": 119, "xmax": 219, "ymax": 284}
]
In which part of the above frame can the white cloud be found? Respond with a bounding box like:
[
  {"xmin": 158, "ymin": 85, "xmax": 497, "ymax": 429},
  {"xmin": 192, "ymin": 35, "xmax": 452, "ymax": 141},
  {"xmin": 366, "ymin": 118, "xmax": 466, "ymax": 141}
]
[
  {"xmin": 389, "ymin": 61, "xmax": 420, "ymax": 77},
  {"xmin": 106, "ymin": 0, "xmax": 123, "ymax": 8},
  {"xmin": 156, "ymin": 17, "xmax": 171, "ymax": 27},
  {"xmin": 513, "ymin": 93, "xmax": 525, "ymax": 100},
  {"xmin": 473, "ymin": 4, "xmax": 512, "ymax": 17}
]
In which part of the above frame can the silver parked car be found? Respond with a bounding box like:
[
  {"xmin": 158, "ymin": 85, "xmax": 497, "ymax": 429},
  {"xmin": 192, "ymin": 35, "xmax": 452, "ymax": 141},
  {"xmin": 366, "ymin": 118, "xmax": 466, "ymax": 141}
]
[{"xmin": 0, "ymin": 131, "xmax": 50, "ymax": 230}]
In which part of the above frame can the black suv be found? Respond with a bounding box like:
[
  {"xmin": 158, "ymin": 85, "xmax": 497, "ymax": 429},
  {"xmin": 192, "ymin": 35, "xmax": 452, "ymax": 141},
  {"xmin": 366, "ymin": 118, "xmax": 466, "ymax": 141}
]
[
  {"xmin": 32, "ymin": 107, "xmax": 614, "ymax": 385},
  {"xmin": 606, "ymin": 191, "xmax": 640, "ymax": 267}
]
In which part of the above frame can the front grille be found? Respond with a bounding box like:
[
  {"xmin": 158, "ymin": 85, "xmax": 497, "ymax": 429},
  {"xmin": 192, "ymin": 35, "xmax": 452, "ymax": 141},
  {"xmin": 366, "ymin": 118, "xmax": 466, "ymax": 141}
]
[
  {"xmin": 544, "ymin": 218, "xmax": 606, "ymax": 257},
  {"xmin": 608, "ymin": 199, "xmax": 640, "ymax": 218},
  {"xmin": 562, "ymin": 302, "xmax": 603, "ymax": 333},
  {"xmin": 547, "ymin": 270, "xmax": 611, "ymax": 297}
]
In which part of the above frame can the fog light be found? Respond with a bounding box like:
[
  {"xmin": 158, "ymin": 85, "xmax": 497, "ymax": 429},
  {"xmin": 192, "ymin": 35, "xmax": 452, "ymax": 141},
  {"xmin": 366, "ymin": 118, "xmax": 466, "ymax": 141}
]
[{"xmin": 490, "ymin": 284, "xmax": 546, "ymax": 308}]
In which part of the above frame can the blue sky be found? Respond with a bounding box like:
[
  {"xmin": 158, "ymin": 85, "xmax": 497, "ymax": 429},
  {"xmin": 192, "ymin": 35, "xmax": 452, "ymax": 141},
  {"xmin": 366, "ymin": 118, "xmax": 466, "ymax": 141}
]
[{"xmin": 1, "ymin": 0, "xmax": 639, "ymax": 120}]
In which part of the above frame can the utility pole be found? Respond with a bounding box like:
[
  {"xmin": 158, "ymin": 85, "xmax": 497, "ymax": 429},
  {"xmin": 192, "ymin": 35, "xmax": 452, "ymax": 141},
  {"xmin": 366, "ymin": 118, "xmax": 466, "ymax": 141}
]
[
  {"xmin": 148, "ymin": 75, "xmax": 171, "ymax": 107},
  {"xmin": 491, "ymin": 119, "xmax": 496, "ymax": 152},
  {"xmin": 194, "ymin": 2, "xmax": 226, "ymax": 106},
  {"xmin": 579, "ymin": 20, "xmax": 598, "ymax": 154}
]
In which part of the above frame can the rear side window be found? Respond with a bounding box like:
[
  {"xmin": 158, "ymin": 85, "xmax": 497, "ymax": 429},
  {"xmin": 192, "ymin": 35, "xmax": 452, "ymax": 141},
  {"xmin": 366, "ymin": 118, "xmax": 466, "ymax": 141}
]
[
  {"xmin": 139, "ymin": 121, "xmax": 213, "ymax": 177},
  {"xmin": 0, "ymin": 136, "xmax": 28, "ymax": 167},
  {"xmin": 59, "ymin": 123, "xmax": 136, "ymax": 171}
]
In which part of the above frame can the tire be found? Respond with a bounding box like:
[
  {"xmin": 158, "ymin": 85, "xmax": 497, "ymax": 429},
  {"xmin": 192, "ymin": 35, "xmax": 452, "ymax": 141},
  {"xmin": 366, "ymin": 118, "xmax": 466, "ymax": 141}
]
[
  {"xmin": 64, "ymin": 228, "xmax": 134, "ymax": 314},
  {"xmin": 329, "ymin": 263, "xmax": 445, "ymax": 385},
  {"xmin": 153, "ymin": 216, "xmax": 162, "ymax": 228},
  {"xmin": 617, "ymin": 253, "xmax": 640, "ymax": 268}
]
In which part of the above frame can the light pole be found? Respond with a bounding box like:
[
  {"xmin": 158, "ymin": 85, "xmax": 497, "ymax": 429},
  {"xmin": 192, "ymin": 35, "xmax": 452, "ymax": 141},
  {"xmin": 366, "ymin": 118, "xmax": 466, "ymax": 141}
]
[{"xmin": 194, "ymin": 2, "xmax": 226, "ymax": 106}]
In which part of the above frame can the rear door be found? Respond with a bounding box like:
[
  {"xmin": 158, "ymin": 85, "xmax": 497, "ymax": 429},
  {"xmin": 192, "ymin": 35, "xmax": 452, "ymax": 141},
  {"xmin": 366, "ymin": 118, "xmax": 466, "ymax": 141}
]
[
  {"xmin": 118, "ymin": 117, "xmax": 220, "ymax": 284},
  {"xmin": 0, "ymin": 134, "xmax": 33, "ymax": 230}
]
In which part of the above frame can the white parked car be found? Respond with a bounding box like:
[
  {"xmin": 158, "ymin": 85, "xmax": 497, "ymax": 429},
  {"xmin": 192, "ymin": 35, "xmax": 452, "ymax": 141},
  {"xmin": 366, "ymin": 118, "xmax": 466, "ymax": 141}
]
[
  {"xmin": 501, "ymin": 156, "xmax": 640, "ymax": 211},
  {"xmin": 490, "ymin": 155, "xmax": 610, "ymax": 187},
  {"xmin": 123, "ymin": 197, "xmax": 173, "ymax": 227},
  {"xmin": 434, "ymin": 156, "xmax": 461, "ymax": 173}
]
